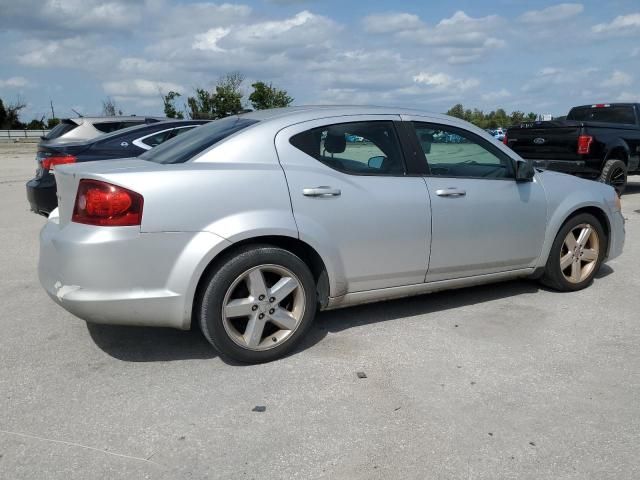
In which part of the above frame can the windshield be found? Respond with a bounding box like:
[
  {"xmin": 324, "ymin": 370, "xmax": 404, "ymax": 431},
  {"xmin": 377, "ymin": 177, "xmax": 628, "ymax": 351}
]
[
  {"xmin": 567, "ymin": 106, "xmax": 636, "ymax": 124},
  {"xmin": 139, "ymin": 116, "xmax": 259, "ymax": 164}
]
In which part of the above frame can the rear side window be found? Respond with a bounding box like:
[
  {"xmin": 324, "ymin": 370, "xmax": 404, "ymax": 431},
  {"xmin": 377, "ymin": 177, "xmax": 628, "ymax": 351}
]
[
  {"xmin": 290, "ymin": 121, "xmax": 405, "ymax": 175},
  {"xmin": 140, "ymin": 117, "xmax": 258, "ymax": 164},
  {"xmin": 43, "ymin": 121, "xmax": 77, "ymax": 140},
  {"xmin": 140, "ymin": 130, "xmax": 173, "ymax": 148},
  {"xmin": 567, "ymin": 106, "xmax": 636, "ymax": 124},
  {"xmin": 94, "ymin": 121, "xmax": 144, "ymax": 133}
]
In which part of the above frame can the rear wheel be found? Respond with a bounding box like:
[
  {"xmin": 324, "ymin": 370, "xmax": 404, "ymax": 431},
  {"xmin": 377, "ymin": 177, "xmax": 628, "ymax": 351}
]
[
  {"xmin": 199, "ymin": 245, "xmax": 316, "ymax": 363},
  {"xmin": 599, "ymin": 159, "xmax": 627, "ymax": 196},
  {"xmin": 540, "ymin": 213, "xmax": 606, "ymax": 291}
]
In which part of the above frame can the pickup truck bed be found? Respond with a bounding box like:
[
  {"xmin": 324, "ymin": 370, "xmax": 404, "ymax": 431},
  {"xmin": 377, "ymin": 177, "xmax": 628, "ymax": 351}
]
[{"xmin": 506, "ymin": 103, "xmax": 640, "ymax": 195}]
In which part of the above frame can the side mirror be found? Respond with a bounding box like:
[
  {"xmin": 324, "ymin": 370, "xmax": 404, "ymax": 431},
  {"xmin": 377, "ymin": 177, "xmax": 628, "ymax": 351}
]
[
  {"xmin": 368, "ymin": 156, "xmax": 385, "ymax": 169},
  {"xmin": 515, "ymin": 159, "xmax": 534, "ymax": 182}
]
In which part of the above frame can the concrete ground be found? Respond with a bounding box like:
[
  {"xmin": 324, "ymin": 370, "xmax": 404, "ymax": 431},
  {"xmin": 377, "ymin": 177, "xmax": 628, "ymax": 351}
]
[{"xmin": 0, "ymin": 143, "xmax": 638, "ymax": 479}]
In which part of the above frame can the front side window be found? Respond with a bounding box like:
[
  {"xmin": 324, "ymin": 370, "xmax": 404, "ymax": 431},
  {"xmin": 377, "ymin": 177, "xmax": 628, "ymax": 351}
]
[
  {"xmin": 414, "ymin": 123, "xmax": 513, "ymax": 179},
  {"xmin": 290, "ymin": 121, "xmax": 405, "ymax": 175}
]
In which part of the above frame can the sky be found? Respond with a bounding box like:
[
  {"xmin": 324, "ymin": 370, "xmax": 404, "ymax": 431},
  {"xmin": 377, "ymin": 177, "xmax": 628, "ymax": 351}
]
[{"xmin": 0, "ymin": 0, "xmax": 639, "ymax": 121}]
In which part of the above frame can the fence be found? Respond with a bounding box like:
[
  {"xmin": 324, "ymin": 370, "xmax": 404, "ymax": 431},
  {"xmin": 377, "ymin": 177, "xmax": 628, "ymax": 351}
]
[{"xmin": 0, "ymin": 130, "xmax": 50, "ymax": 143}]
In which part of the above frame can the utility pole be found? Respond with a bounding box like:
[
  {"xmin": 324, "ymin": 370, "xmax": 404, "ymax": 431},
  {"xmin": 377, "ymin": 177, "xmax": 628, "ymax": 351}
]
[{"xmin": 49, "ymin": 99, "xmax": 55, "ymax": 119}]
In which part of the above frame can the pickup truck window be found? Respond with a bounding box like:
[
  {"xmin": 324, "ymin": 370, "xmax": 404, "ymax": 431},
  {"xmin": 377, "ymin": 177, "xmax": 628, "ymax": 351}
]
[{"xmin": 567, "ymin": 106, "xmax": 636, "ymax": 124}]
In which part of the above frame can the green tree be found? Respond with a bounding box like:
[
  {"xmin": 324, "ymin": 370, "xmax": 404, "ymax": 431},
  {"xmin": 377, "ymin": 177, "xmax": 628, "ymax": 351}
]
[
  {"xmin": 509, "ymin": 110, "xmax": 525, "ymax": 126},
  {"xmin": 446, "ymin": 103, "xmax": 465, "ymax": 119},
  {"xmin": 0, "ymin": 97, "xmax": 26, "ymax": 129},
  {"xmin": 187, "ymin": 72, "xmax": 245, "ymax": 119},
  {"xmin": 47, "ymin": 117, "xmax": 60, "ymax": 129},
  {"xmin": 0, "ymin": 99, "xmax": 6, "ymax": 128},
  {"xmin": 161, "ymin": 91, "xmax": 184, "ymax": 119},
  {"xmin": 526, "ymin": 112, "xmax": 538, "ymax": 122},
  {"xmin": 249, "ymin": 81, "xmax": 293, "ymax": 110},
  {"xmin": 102, "ymin": 97, "xmax": 122, "ymax": 116},
  {"xmin": 27, "ymin": 118, "xmax": 45, "ymax": 129}
]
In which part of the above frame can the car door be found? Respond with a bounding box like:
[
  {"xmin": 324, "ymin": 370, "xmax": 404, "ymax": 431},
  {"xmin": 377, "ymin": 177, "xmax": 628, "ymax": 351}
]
[
  {"xmin": 275, "ymin": 116, "xmax": 431, "ymax": 296},
  {"xmin": 408, "ymin": 119, "xmax": 547, "ymax": 282}
]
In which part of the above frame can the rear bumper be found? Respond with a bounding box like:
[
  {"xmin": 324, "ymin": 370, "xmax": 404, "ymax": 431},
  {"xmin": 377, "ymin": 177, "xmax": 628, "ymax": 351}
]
[
  {"xmin": 26, "ymin": 175, "xmax": 57, "ymax": 216},
  {"xmin": 39, "ymin": 219, "xmax": 231, "ymax": 329}
]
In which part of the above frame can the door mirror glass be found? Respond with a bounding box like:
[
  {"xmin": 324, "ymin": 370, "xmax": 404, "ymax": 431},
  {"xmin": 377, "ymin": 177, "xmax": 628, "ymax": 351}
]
[
  {"xmin": 368, "ymin": 156, "xmax": 385, "ymax": 169},
  {"xmin": 515, "ymin": 159, "xmax": 534, "ymax": 181}
]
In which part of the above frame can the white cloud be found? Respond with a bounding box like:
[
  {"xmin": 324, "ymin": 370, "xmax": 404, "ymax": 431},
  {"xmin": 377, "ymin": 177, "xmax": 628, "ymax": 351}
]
[
  {"xmin": 17, "ymin": 36, "xmax": 117, "ymax": 69},
  {"xmin": 601, "ymin": 70, "xmax": 633, "ymax": 87},
  {"xmin": 593, "ymin": 13, "xmax": 640, "ymax": 35},
  {"xmin": 481, "ymin": 89, "xmax": 512, "ymax": 102},
  {"xmin": 616, "ymin": 92, "xmax": 639, "ymax": 102},
  {"xmin": 102, "ymin": 79, "xmax": 184, "ymax": 97},
  {"xmin": 519, "ymin": 3, "xmax": 584, "ymax": 23},
  {"xmin": 0, "ymin": 0, "xmax": 142, "ymax": 33},
  {"xmin": 225, "ymin": 11, "xmax": 338, "ymax": 51},
  {"xmin": 192, "ymin": 28, "xmax": 231, "ymax": 52},
  {"xmin": 362, "ymin": 10, "xmax": 505, "ymax": 64},
  {"xmin": 0, "ymin": 76, "xmax": 30, "ymax": 88},
  {"xmin": 522, "ymin": 67, "xmax": 599, "ymax": 93},
  {"xmin": 413, "ymin": 72, "xmax": 479, "ymax": 92},
  {"xmin": 362, "ymin": 13, "xmax": 422, "ymax": 33}
]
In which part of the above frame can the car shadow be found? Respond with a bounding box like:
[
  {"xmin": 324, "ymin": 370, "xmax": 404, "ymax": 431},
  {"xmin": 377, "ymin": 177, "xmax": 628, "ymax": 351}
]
[
  {"xmin": 624, "ymin": 178, "xmax": 640, "ymax": 195},
  {"xmin": 87, "ymin": 323, "xmax": 217, "ymax": 362},
  {"xmin": 88, "ymin": 268, "xmax": 615, "ymax": 364}
]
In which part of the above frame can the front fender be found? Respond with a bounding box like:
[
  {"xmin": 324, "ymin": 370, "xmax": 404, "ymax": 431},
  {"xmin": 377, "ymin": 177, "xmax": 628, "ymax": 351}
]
[{"xmin": 536, "ymin": 171, "xmax": 617, "ymax": 267}]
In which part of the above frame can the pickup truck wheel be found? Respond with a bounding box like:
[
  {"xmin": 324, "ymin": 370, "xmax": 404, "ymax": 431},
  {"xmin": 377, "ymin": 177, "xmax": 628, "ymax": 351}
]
[
  {"xmin": 540, "ymin": 213, "xmax": 606, "ymax": 292},
  {"xmin": 599, "ymin": 159, "xmax": 627, "ymax": 196},
  {"xmin": 199, "ymin": 245, "xmax": 317, "ymax": 364}
]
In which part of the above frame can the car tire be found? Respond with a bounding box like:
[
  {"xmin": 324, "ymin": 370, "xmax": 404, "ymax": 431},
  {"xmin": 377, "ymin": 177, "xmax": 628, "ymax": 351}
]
[
  {"xmin": 599, "ymin": 159, "xmax": 627, "ymax": 196},
  {"xmin": 199, "ymin": 244, "xmax": 317, "ymax": 363},
  {"xmin": 540, "ymin": 213, "xmax": 606, "ymax": 292}
]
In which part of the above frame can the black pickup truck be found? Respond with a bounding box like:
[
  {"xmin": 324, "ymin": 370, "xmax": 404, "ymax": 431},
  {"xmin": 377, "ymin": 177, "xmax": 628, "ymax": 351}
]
[{"xmin": 505, "ymin": 103, "xmax": 640, "ymax": 195}]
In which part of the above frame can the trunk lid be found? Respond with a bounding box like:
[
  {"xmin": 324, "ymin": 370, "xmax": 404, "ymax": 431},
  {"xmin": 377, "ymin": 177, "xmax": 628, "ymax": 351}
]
[{"xmin": 507, "ymin": 120, "xmax": 583, "ymax": 160}]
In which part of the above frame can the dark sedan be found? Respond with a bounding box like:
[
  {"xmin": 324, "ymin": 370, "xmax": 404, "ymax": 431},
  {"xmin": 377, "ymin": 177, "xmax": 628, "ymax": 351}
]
[{"xmin": 26, "ymin": 119, "xmax": 209, "ymax": 216}]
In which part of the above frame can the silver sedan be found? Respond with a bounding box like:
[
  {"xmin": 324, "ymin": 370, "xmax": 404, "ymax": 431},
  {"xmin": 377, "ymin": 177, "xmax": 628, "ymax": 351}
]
[{"xmin": 39, "ymin": 106, "xmax": 625, "ymax": 363}]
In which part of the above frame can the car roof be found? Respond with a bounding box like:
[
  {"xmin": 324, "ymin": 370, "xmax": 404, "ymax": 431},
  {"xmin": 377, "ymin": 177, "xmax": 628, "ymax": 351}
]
[
  {"xmin": 68, "ymin": 116, "xmax": 167, "ymax": 123},
  {"xmin": 240, "ymin": 105, "xmax": 453, "ymax": 124},
  {"xmin": 47, "ymin": 120, "xmax": 209, "ymax": 147}
]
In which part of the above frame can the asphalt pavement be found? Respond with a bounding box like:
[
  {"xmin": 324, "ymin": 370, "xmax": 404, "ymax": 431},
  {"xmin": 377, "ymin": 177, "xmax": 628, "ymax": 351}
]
[{"xmin": 1, "ymin": 143, "xmax": 638, "ymax": 479}]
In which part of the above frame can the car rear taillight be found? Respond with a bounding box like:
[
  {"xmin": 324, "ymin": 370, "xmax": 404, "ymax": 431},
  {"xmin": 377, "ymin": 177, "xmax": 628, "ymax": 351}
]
[
  {"xmin": 41, "ymin": 154, "xmax": 76, "ymax": 170},
  {"xmin": 577, "ymin": 135, "xmax": 593, "ymax": 155},
  {"xmin": 502, "ymin": 134, "xmax": 508, "ymax": 145},
  {"xmin": 72, "ymin": 179, "xmax": 143, "ymax": 226}
]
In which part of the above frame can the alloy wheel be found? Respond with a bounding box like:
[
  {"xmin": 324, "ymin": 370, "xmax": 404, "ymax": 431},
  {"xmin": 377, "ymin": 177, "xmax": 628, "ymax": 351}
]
[
  {"xmin": 559, "ymin": 223, "xmax": 600, "ymax": 284},
  {"xmin": 221, "ymin": 264, "xmax": 306, "ymax": 351},
  {"xmin": 608, "ymin": 166, "xmax": 626, "ymax": 196}
]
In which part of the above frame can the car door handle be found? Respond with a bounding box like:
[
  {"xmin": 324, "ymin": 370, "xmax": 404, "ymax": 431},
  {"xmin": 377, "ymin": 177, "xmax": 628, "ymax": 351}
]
[
  {"xmin": 435, "ymin": 188, "xmax": 466, "ymax": 197},
  {"xmin": 303, "ymin": 187, "xmax": 341, "ymax": 197}
]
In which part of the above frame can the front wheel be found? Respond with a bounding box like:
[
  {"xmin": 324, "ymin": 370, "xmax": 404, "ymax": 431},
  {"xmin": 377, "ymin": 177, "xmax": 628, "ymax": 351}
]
[
  {"xmin": 599, "ymin": 159, "xmax": 627, "ymax": 196},
  {"xmin": 199, "ymin": 245, "xmax": 317, "ymax": 363},
  {"xmin": 540, "ymin": 213, "xmax": 606, "ymax": 292}
]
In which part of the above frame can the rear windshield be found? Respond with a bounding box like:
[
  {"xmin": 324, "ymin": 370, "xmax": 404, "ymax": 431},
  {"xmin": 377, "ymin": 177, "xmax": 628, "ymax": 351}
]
[
  {"xmin": 94, "ymin": 120, "xmax": 145, "ymax": 133},
  {"xmin": 43, "ymin": 120, "xmax": 78, "ymax": 140},
  {"xmin": 567, "ymin": 106, "xmax": 637, "ymax": 124},
  {"xmin": 139, "ymin": 116, "xmax": 258, "ymax": 164}
]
